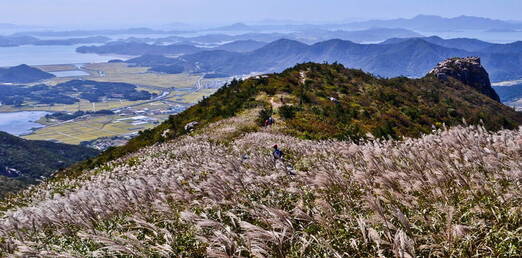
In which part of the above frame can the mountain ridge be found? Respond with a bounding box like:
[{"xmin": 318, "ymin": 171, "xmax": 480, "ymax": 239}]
[
  {"xmin": 344, "ymin": 14, "xmax": 522, "ymax": 31},
  {"xmin": 127, "ymin": 38, "xmax": 522, "ymax": 81},
  {"xmin": 63, "ymin": 61, "xmax": 522, "ymax": 177},
  {"xmin": 0, "ymin": 61, "xmax": 521, "ymax": 256},
  {"xmin": 381, "ymin": 36, "xmax": 495, "ymax": 51}
]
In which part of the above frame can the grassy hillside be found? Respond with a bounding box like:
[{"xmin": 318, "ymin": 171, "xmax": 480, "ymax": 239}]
[
  {"xmin": 0, "ymin": 110, "xmax": 520, "ymax": 256},
  {"xmin": 67, "ymin": 63, "xmax": 522, "ymax": 176},
  {"xmin": 0, "ymin": 63, "xmax": 521, "ymax": 256},
  {"xmin": 0, "ymin": 132, "xmax": 99, "ymax": 197}
]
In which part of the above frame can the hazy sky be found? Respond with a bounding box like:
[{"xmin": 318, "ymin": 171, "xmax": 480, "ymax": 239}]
[{"xmin": 1, "ymin": 0, "xmax": 520, "ymax": 28}]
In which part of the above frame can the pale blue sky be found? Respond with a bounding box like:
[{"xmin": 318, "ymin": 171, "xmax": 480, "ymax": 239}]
[{"xmin": 1, "ymin": 0, "xmax": 520, "ymax": 27}]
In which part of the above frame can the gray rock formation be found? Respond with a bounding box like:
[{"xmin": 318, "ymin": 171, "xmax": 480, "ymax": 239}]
[
  {"xmin": 428, "ymin": 57, "xmax": 500, "ymax": 102},
  {"xmin": 184, "ymin": 121, "xmax": 199, "ymax": 132}
]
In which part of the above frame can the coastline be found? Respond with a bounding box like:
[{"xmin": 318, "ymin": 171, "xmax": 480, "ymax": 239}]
[{"xmin": 0, "ymin": 111, "xmax": 52, "ymax": 136}]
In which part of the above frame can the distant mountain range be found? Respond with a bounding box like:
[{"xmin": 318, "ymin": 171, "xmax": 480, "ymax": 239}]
[
  {"xmin": 381, "ymin": 36, "xmax": 495, "ymax": 51},
  {"xmin": 75, "ymin": 28, "xmax": 423, "ymax": 56},
  {"xmin": 8, "ymin": 14, "xmax": 522, "ymax": 41},
  {"xmin": 213, "ymin": 40, "xmax": 267, "ymax": 52},
  {"xmin": 493, "ymin": 84, "xmax": 522, "ymax": 103},
  {"xmin": 343, "ymin": 15, "xmax": 522, "ymax": 31},
  {"xmin": 0, "ymin": 64, "xmax": 55, "ymax": 83},
  {"xmin": 13, "ymin": 28, "xmax": 185, "ymax": 37},
  {"xmin": 77, "ymin": 42, "xmax": 202, "ymax": 56},
  {"xmin": 0, "ymin": 131, "xmax": 99, "ymax": 196},
  {"xmin": 206, "ymin": 15, "xmax": 522, "ymax": 33},
  {"xmin": 210, "ymin": 22, "xmax": 253, "ymax": 31},
  {"xmin": 297, "ymin": 28, "xmax": 422, "ymax": 43},
  {"xmin": 126, "ymin": 37, "xmax": 522, "ymax": 82},
  {"xmin": 200, "ymin": 15, "xmax": 522, "ymax": 35},
  {"xmin": 0, "ymin": 35, "xmax": 110, "ymax": 47},
  {"xmin": 77, "ymin": 39, "xmax": 268, "ymax": 56}
]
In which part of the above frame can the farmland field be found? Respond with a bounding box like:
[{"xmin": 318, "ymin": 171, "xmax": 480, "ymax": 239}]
[
  {"xmin": 23, "ymin": 113, "xmax": 168, "ymax": 145},
  {"xmin": 0, "ymin": 99, "xmax": 146, "ymax": 113},
  {"xmin": 40, "ymin": 63, "xmax": 202, "ymax": 88},
  {"xmin": 2, "ymin": 62, "xmax": 230, "ymax": 146}
]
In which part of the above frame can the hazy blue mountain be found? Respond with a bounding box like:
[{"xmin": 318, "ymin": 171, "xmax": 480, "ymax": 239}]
[
  {"xmin": 345, "ymin": 15, "xmax": 522, "ymax": 31},
  {"xmin": 213, "ymin": 40, "xmax": 267, "ymax": 52},
  {"xmin": 0, "ymin": 35, "xmax": 110, "ymax": 47},
  {"xmin": 78, "ymin": 39, "xmax": 269, "ymax": 56},
  {"xmin": 0, "ymin": 35, "xmax": 39, "ymax": 47},
  {"xmin": 0, "ymin": 64, "xmax": 55, "ymax": 83},
  {"xmin": 210, "ymin": 23, "xmax": 254, "ymax": 31},
  {"xmin": 77, "ymin": 42, "xmax": 202, "ymax": 56},
  {"xmin": 112, "ymin": 28, "xmax": 422, "ymax": 47},
  {"xmin": 377, "ymin": 37, "xmax": 522, "ymax": 81},
  {"xmin": 480, "ymin": 41, "xmax": 522, "ymax": 54},
  {"xmin": 207, "ymin": 22, "xmax": 325, "ymax": 32},
  {"xmin": 127, "ymin": 38, "xmax": 522, "ymax": 82},
  {"xmin": 381, "ymin": 36, "xmax": 494, "ymax": 51},
  {"xmin": 293, "ymin": 28, "xmax": 422, "ymax": 43},
  {"xmin": 156, "ymin": 34, "xmax": 239, "ymax": 44},
  {"xmin": 84, "ymin": 28, "xmax": 423, "ymax": 56},
  {"xmin": 493, "ymin": 84, "xmax": 522, "ymax": 103},
  {"xmin": 76, "ymin": 39, "xmax": 266, "ymax": 55},
  {"xmin": 33, "ymin": 36, "xmax": 110, "ymax": 46},
  {"xmin": 162, "ymin": 38, "xmax": 467, "ymax": 78}
]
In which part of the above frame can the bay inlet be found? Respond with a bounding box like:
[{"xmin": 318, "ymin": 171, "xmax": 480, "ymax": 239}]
[{"xmin": 0, "ymin": 111, "xmax": 50, "ymax": 136}]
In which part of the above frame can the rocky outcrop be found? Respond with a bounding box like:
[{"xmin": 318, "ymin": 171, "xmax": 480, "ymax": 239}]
[
  {"xmin": 428, "ymin": 57, "xmax": 500, "ymax": 102},
  {"xmin": 184, "ymin": 121, "xmax": 199, "ymax": 132}
]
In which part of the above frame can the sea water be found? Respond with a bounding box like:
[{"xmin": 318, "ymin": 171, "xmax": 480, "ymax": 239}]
[
  {"xmin": 0, "ymin": 44, "xmax": 121, "ymax": 67},
  {"xmin": 0, "ymin": 111, "xmax": 50, "ymax": 136}
]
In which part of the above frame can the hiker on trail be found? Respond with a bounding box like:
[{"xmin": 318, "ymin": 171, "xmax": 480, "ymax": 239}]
[
  {"xmin": 264, "ymin": 117, "xmax": 275, "ymax": 127},
  {"xmin": 273, "ymin": 145, "xmax": 283, "ymax": 160},
  {"xmin": 268, "ymin": 116, "xmax": 275, "ymax": 125},
  {"xmin": 272, "ymin": 145, "xmax": 296, "ymax": 175}
]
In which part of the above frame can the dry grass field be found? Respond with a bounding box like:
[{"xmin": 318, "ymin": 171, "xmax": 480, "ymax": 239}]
[
  {"xmin": 23, "ymin": 114, "xmax": 167, "ymax": 144},
  {"xmin": 0, "ymin": 99, "xmax": 145, "ymax": 113},
  {"xmin": 83, "ymin": 63, "xmax": 200, "ymax": 88},
  {"xmin": 2, "ymin": 108, "xmax": 521, "ymax": 256}
]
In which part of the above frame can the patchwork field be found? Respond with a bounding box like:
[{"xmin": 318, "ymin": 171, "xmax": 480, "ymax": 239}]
[
  {"xmin": 83, "ymin": 63, "xmax": 201, "ymax": 88},
  {"xmin": 36, "ymin": 64, "xmax": 78, "ymax": 72},
  {"xmin": 23, "ymin": 114, "xmax": 168, "ymax": 145},
  {"xmin": 39, "ymin": 63, "xmax": 202, "ymax": 88},
  {"xmin": 3, "ymin": 62, "xmax": 230, "ymax": 145},
  {"xmin": 170, "ymin": 88, "xmax": 218, "ymax": 103},
  {"xmin": 0, "ymin": 99, "xmax": 146, "ymax": 113}
]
